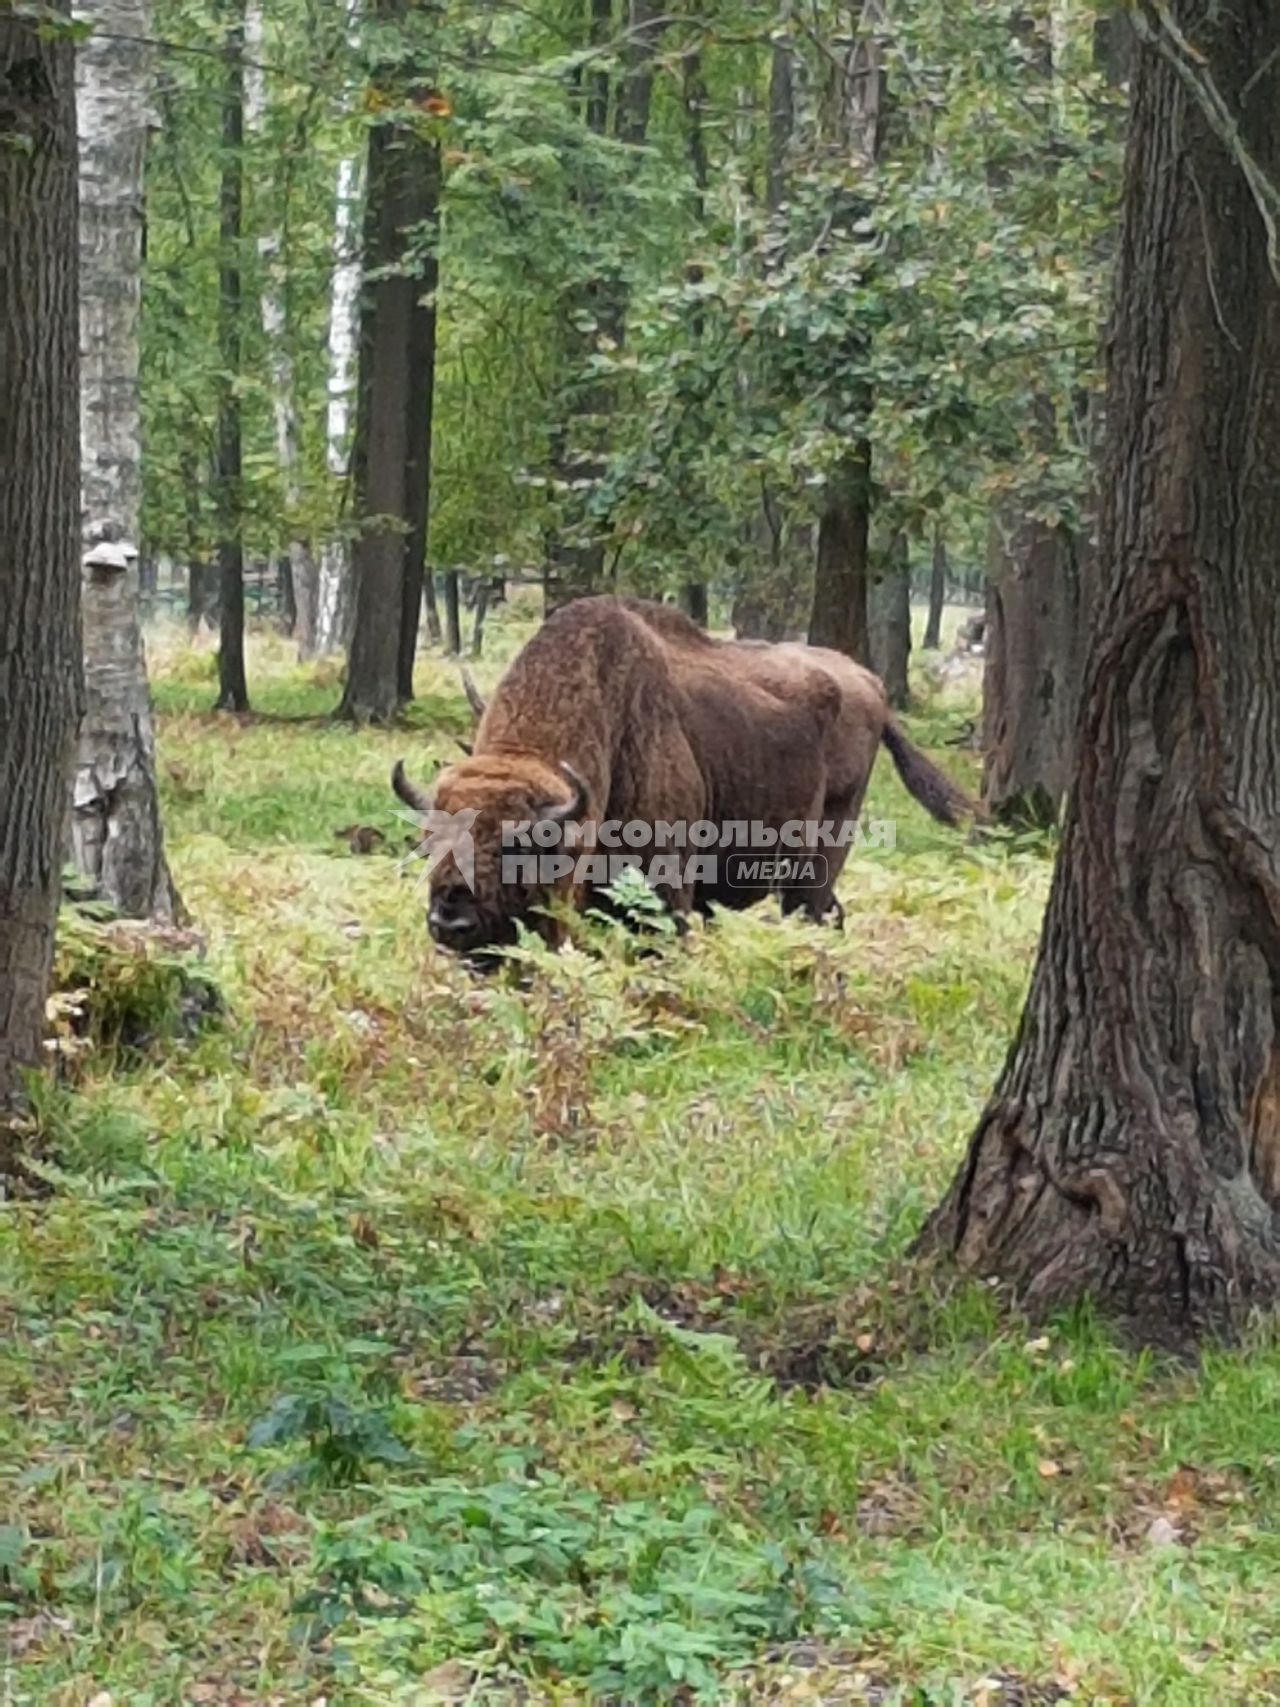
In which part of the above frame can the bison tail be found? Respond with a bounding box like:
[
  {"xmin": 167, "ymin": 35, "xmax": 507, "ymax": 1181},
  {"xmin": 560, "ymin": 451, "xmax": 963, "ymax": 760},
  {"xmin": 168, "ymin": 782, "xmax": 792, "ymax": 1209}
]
[{"xmin": 881, "ymin": 719, "xmax": 979, "ymax": 827}]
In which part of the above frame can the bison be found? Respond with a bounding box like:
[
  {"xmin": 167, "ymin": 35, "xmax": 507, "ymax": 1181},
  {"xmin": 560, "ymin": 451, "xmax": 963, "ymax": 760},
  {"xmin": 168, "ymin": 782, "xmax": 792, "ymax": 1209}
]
[{"xmin": 393, "ymin": 596, "xmax": 975, "ymax": 965}]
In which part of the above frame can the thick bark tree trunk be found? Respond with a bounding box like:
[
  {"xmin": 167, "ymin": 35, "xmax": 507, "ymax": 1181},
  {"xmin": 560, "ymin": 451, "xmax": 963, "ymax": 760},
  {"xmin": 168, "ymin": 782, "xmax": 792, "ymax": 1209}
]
[
  {"xmin": 923, "ymin": 523, "xmax": 946, "ymax": 649},
  {"xmin": 869, "ymin": 531, "xmax": 910, "ymax": 707},
  {"xmin": 981, "ymin": 500, "xmax": 1082, "ymax": 827},
  {"xmin": 922, "ymin": 1, "xmax": 1280, "ymax": 1344},
  {"xmin": 809, "ymin": 449, "xmax": 872, "ymax": 659},
  {"xmin": 73, "ymin": 0, "xmax": 180, "ymax": 921},
  {"xmin": 0, "ymin": 7, "xmax": 83, "ymax": 1124},
  {"xmin": 214, "ymin": 0, "xmax": 248, "ymax": 712}
]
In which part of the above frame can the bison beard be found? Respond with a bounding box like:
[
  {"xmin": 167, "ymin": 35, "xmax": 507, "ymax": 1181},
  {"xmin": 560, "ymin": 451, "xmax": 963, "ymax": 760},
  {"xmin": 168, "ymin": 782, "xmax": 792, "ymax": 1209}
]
[{"xmin": 394, "ymin": 597, "xmax": 974, "ymax": 965}]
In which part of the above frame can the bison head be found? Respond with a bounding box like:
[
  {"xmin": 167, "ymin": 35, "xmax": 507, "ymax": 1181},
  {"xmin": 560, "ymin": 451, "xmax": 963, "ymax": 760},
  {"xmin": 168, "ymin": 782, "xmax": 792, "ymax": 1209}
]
[{"xmin": 393, "ymin": 753, "xmax": 589, "ymax": 968}]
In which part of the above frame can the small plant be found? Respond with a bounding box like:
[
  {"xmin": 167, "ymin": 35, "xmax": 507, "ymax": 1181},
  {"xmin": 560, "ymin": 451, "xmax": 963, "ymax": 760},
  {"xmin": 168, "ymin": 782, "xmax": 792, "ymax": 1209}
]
[{"xmin": 247, "ymin": 1390, "xmax": 418, "ymax": 1486}]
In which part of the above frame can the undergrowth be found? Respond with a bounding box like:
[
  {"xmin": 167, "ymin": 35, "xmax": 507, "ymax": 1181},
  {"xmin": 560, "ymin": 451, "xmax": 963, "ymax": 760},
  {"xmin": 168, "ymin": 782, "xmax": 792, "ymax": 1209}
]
[{"xmin": 5, "ymin": 610, "xmax": 1280, "ymax": 1704}]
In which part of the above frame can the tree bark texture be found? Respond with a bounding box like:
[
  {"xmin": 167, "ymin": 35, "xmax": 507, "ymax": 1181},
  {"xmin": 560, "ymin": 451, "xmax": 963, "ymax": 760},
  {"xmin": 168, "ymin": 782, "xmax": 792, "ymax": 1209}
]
[
  {"xmin": 923, "ymin": 1, "xmax": 1280, "ymax": 1344},
  {"xmin": 396, "ymin": 138, "xmax": 440, "ymax": 704},
  {"xmin": 923, "ymin": 523, "xmax": 947, "ymax": 649},
  {"xmin": 73, "ymin": 0, "xmax": 180, "ymax": 920},
  {"xmin": 214, "ymin": 0, "xmax": 248, "ymax": 711},
  {"xmin": 982, "ymin": 500, "xmax": 1082, "ymax": 826},
  {"xmin": 0, "ymin": 7, "xmax": 83, "ymax": 1119},
  {"xmin": 868, "ymin": 531, "xmax": 910, "ymax": 708}
]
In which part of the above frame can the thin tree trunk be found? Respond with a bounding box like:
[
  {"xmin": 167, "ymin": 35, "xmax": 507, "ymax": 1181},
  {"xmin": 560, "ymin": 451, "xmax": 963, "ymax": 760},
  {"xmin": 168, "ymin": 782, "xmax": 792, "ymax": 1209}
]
[
  {"xmin": 470, "ymin": 578, "xmax": 490, "ymax": 657},
  {"xmin": 868, "ymin": 530, "xmax": 910, "ymax": 707},
  {"xmin": 543, "ymin": 0, "xmax": 662, "ymax": 616},
  {"xmin": 923, "ymin": 523, "xmax": 947, "ymax": 649},
  {"xmin": 922, "ymin": 1, "xmax": 1280, "ymax": 1344},
  {"xmin": 244, "ymin": 0, "xmax": 314, "ymax": 647},
  {"xmin": 214, "ymin": 0, "xmax": 248, "ymax": 712},
  {"xmin": 72, "ymin": 0, "xmax": 180, "ymax": 920},
  {"xmin": 396, "ymin": 137, "xmax": 440, "ymax": 704},
  {"xmin": 0, "ymin": 5, "xmax": 83, "ymax": 1125},
  {"xmin": 678, "ymin": 31, "xmax": 710, "ymax": 630},
  {"xmin": 182, "ymin": 446, "xmax": 210, "ymax": 634},
  {"xmin": 681, "ymin": 581, "xmax": 709, "ymax": 626},
  {"xmin": 314, "ymin": 8, "xmax": 362, "ymax": 660},
  {"xmin": 442, "ymin": 569, "xmax": 461, "ymax": 657}
]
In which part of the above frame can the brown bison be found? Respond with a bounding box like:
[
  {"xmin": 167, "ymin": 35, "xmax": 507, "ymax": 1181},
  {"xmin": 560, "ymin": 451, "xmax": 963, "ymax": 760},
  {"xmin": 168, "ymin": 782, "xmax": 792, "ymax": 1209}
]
[{"xmin": 393, "ymin": 596, "xmax": 975, "ymax": 964}]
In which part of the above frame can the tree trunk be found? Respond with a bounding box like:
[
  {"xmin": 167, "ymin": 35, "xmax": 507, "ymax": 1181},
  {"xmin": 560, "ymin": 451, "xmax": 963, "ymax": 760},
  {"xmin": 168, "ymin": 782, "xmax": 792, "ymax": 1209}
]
[
  {"xmin": 470, "ymin": 577, "xmax": 491, "ymax": 657},
  {"xmin": 214, "ymin": 0, "xmax": 248, "ymax": 712},
  {"xmin": 681, "ymin": 581, "xmax": 709, "ymax": 627},
  {"xmin": 72, "ymin": 0, "xmax": 181, "ymax": 921},
  {"xmin": 869, "ymin": 532, "xmax": 910, "ymax": 707},
  {"xmin": 244, "ymin": 1, "xmax": 314, "ymax": 649},
  {"xmin": 543, "ymin": 0, "xmax": 662, "ymax": 616},
  {"xmin": 808, "ymin": 449, "xmax": 871, "ymax": 659},
  {"xmin": 313, "ymin": 150, "xmax": 362, "ymax": 658},
  {"xmin": 396, "ymin": 138, "xmax": 440, "ymax": 704},
  {"xmin": 339, "ymin": 113, "xmax": 412, "ymax": 721},
  {"xmin": 0, "ymin": 5, "xmax": 83, "ymax": 1125},
  {"xmin": 981, "ymin": 500, "xmax": 1081, "ymax": 827},
  {"xmin": 442, "ymin": 569, "xmax": 461, "ymax": 657},
  {"xmin": 182, "ymin": 447, "xmax": 210, "ymax": 634},
  {"xmin": 923, "ymin": 523, "xmax": 947, "ymax": 649},
  {"xmin": 922, "ymin": 1, "xmax": 1280, "ymax": 1345}
]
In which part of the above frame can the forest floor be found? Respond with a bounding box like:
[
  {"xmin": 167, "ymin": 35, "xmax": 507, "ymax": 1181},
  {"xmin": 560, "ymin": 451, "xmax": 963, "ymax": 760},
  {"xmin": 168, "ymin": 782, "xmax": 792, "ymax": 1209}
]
[{"xmin": 7, "ymin": 602, "xmax": 1280, "ymax": 1705}]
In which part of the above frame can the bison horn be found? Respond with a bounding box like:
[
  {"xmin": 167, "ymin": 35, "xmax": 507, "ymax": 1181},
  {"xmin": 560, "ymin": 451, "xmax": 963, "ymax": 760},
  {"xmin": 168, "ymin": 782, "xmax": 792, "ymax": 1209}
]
[
  {"xmin": 391, "ymin": 759, "xmax": 434, "ymax": 815},
  {"xmin": 539, "ymin": 761, "xmax": 588, "ymax": 825},
  {"xmin": 456, "ymin": 738, "xmax": 473, "ymax": 756},
  {"xmin": 459, "ymin": 666, "xmax": 486, "ymax": 720}
]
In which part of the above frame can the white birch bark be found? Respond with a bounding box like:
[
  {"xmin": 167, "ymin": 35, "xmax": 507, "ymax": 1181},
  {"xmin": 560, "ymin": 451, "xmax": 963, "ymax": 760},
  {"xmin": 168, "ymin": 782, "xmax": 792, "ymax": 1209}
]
[
  {"xmin": 244, "ymin": 1, "xmax": 318, "ymax": 654},
  {"xmin": 72, "ymin": 0, "xmax": 180, "ymax": 921},
  {"xmin": 316, "ymin": 151, "xmax": 362, "ymax": 655},
  {"xmin": 315, "ymin": 0, "xmax": 364, "ymax": 656}
]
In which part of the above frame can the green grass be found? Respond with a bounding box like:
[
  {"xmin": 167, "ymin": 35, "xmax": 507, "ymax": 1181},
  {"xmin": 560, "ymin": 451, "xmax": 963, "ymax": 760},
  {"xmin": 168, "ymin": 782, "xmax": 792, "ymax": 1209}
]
[{"xmin": 5, "ymin": 609, "xmax": 1280, "ymax": 1704}]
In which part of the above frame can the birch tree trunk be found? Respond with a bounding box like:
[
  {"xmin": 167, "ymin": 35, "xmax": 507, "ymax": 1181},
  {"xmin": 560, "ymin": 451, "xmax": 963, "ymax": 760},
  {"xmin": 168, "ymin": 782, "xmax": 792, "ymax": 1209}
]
[
  {"xmin": 315, "ymin": 0, "xmax": 363, "ymax": 658},
  {"xmin": 316, "ymin": 154, "xmax": 360, "ymax": 657},
  {"xmin": 214, "ymin": 0, "xmax": 248, "ymax": 711},
  {"xmin": 0, "ymin": 5, "xmax": 83, "ymax": 1128},
  {"xmin": 72, "ymin": 0, "xmax": 180, "ymax": 921},
  {"xmin": 244, "ymin": 1, "xmax": 316, "ymax": 652}
]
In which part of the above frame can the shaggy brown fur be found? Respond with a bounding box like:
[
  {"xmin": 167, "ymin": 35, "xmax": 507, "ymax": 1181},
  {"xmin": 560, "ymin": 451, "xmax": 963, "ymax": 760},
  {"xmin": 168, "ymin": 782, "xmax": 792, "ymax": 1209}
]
[{"xmin": 394, "ymin": 596, "xmax": 975, "ymax": 962}]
